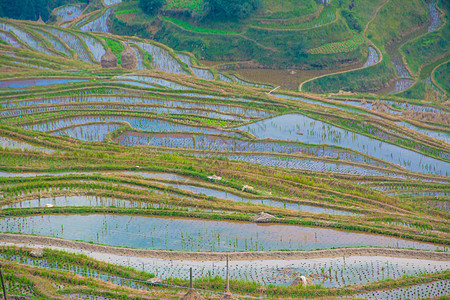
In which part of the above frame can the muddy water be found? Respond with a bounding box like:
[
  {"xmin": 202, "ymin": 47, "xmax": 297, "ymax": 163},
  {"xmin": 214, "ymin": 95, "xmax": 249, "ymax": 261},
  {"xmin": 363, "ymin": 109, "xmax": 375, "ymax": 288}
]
[{"xmin": 0, "ymin": 214, "xmax": 443, "ymax": 252}]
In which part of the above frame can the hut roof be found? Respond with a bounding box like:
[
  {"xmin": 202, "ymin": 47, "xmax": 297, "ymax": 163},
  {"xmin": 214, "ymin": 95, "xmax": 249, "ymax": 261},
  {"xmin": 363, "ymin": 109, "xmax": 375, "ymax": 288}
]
[
  {"xmin": 121, "ymin": 44, "xmax": 137, "ymax": 70},
  {"xmin": 101, "ymin": 48, "xmax": 117, "ymax": 68},
  {"xmin": 37, "ymin": 15, "xmax": 45, "ymax": 24}
]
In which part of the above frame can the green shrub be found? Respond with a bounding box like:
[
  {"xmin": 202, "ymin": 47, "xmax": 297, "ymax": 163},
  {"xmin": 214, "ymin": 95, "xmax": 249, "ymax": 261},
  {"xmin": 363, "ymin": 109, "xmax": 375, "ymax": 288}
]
[
  {"xmin": 204, "ymin": 0, "xmax": 262, "ymax": 19},
  {"xmin": 139, "ymin": 0, "xmax": 166, "ymax": 15},
  {"xmin": 341, "ymin": 9, "xmax": 362, "ymax": 32}
]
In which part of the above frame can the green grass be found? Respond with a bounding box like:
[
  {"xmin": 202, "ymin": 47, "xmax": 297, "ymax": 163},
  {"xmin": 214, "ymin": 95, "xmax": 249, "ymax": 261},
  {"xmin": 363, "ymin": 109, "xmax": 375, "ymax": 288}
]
[
  {"xmin": 309, "ymin": 34, "xmax": 365, "ymax": 54},
  {"xmin": 303, "ymin": 59, "xmax": 394, "ymax": 93},
  {"xmin": 161, "ymin": 17, "xmax": 239, "ymax": 34},
  {"xmin": 251, "ymin": 5, "xmax": 336, "ymax": 30},
  {"xmin": 258, "ymin": 0, "xmax": 318, "ymax": 19},
  {"xmin": 335, "ymin": 0, "xmax": 386, "ymax": 25},
  {"xmin": 366, "ymin": 0, "xmax": 429, "ymax": 47},
  {"xmin": 102, "ymin": 37, "xmax": 124, "ymax": 65},
  {"xmin": 166, "ymin": 0, "xmax": 204, "ymax": 14},
  {"xmin": 103, "ymin": 37, "xmax": 124, "ymax": 53},
  {"xmin": 401, "ymin": 24, "xmax": 449, "ymax": 75},
  {"xmin": 115, "ymin": 9, "xmax": 140, "ymax": 15},
  {"xmin": 433, "ymin": 60, "xmax": 450, "ymax": 95}
]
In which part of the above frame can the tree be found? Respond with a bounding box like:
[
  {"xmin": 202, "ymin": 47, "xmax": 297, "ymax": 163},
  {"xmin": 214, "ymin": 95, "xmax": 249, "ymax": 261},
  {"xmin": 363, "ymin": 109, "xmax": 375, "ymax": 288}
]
[
  {"xmin": 139, "ymin": 0, "xmax": 166, "ymax": 15},
  {"xmin": 204, "ymin": 0, "xmax": 262, "ymax": 20}
]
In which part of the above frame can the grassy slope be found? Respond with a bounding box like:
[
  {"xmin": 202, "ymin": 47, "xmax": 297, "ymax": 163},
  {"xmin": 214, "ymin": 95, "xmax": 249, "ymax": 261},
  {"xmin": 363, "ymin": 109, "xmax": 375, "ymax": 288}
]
[
  {"xmin": 302, "ymin": 0, "xmax": 430, "ymax": 94},
  {"xmin": 258, "ymin": 0, "xmax": 318, "ymax": 19},
  {"xmin": 336, "ymin": 0, "xmax": 386, "ymax": 25},
  {"xmin": 401, "ymin": 22, "xmax": 449, "ymax": 75},
  {"xmin": 366, "ymin": 0, "xmax": 429, "ymax": 49},
  {"xmin": 302, "ymin": 59, "xmax": 393, "ymax": 93},
  {"xmin": 433, "ymin": 60, "xmax": 449, "ymax": 94}
]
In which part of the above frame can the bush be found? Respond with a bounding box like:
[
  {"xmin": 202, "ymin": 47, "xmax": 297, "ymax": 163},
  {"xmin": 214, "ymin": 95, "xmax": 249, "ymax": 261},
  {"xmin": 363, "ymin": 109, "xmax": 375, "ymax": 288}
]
[
  {"xmin": 341, "ymin": 9, "xmax": 362, "ymax": 33},
  {"xmin": 139, "ymin": 0, "xmax": 166, "ymax": 15},
  {"xmin": 204, "ymin": 0, "xmax": 262, "ymax": 19}
]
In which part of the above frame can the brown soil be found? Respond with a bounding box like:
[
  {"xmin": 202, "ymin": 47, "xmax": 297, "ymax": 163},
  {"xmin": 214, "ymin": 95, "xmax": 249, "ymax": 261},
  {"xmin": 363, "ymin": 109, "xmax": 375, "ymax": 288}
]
[{"xmin": 1, "ymin": 233, "xmax": 448, "ymax": 262}]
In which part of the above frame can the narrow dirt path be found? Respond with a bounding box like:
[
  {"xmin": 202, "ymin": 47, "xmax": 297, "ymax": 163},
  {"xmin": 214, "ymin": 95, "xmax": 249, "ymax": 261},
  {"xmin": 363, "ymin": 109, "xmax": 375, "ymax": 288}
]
[{"xmin": 298, "ymin": 0, "xmax": 390, "ymax": 92}]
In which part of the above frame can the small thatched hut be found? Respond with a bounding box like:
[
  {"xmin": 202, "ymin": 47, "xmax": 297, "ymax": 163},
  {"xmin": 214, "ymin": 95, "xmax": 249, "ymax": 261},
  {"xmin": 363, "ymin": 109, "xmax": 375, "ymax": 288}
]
[
  {"xmin": 251, "ymin": 212, "xmax": 274, "ymax": 223},
  {"xmin": 121, "ymin": 44, "xmax": 137, "ymax": 69},
  {"xmin": 101, "ymin": 48, "xmax": 117, "ymax": 68},
  {"xmin": 179, "ymin": 290, "xmax": 207, "ymax": 300},
  {"xmin": 37, "ymin": 15, "xmax": 45, "ymax": 24}
]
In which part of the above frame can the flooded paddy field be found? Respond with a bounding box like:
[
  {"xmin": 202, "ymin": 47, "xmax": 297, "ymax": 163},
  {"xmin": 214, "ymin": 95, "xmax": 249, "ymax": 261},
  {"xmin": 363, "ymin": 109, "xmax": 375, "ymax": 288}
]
[
  {"xmin": 79, "ymin": 8, "xmax": 113, "ymax": 33},
  {"xmin": 1, "ymin": 96, "xmax": 270, "ymax": 117},
  {"xmin": 52, "ymin": 123, "xmax": 122, "ymax": 141},
  {"xmin": 116, "ymin": 75, "xmax": 191, "ymax": 90},
  {"xmin": 20, "ymin": 115, "xmax": 242, "ymax": 136},
  {"xmin": 239, "ymin": 114, "xmax": 450, "ymax": 176},
  {"xmin": 2, "ymin": 104, "xmax": 248, "ymax": 120},
  {"xmin": 0, "ymin": 191, "xmax": 358, "ymax": 216},
  {"xmin": 45, "ymin": 28, "xmax": 94, "ymax": 64},
  {"xmin": 0, "ymin": 214, "xmax": 444, "ymax": 252},
  {"xmin": 225, "ymin": 155, "xmax": 407, "ymax": 177},
  {"xmin": 0, "ymin": 136, "xmax": 55, "ymax": 153},
  {"xmin": 1, "ymin": 195, "xmax": 183, "ymax": 210},
  {"xmin": 0, "ymin": 246, "xmax": 448, "ymax": 290},
  {"xmin": 53, "ymin": 4, "xmax": 84, "ymax": 23},
  {"xmin": 115, "ymin": 132, "xmax": 389, "ymax": 168},
  {"xmin": 354, "ymin": 280, "xmax": 449, "ymax": 299},
  {"xmin": 0, "ymin": 78, "xmax": 87, "ymax": 89},
  {"xmin": 0, "ymin": 22, "xmax": 53, "ymax": 55}
]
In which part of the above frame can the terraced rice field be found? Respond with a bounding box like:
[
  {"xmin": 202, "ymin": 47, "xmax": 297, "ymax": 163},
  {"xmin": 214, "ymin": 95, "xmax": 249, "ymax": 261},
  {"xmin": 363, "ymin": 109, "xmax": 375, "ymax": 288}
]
[
  {"xmin": 80, "ymin": 8, "xmax": 114, "ymax": 33},
  {"xmin": 239, "ymin": 114, "xmax": 450, "ymax": 176},
  {"xmin": 53, "ymin": 4, "xmax": 84, "ymax": 23},
  {"xmin": 388, "ymin": 79, "xmax": 415, "ymax": 94},
  {"xmin": 0, "ymin": 22, "xmax": 53, "ymax": 55},
  {"xmin": 135, "ymin": 42, "xmax": 188, "ymax": 75},
  {"xmin": 0, "ymin": 16, "xmax": 448, "ymax": 300},
  {"xmin": 33, "ymin": 29, "xmax": 73, "ymax": 57},
  {"xmin": 46, "ymin": 28, "xmax": 94, "ymax": 63},
  {"xmin": 0, "ymin": 214, "xmax": 444, "ymax": 251},
  {"xmin": 427, "ymin": 0, "xmax": 442, "ymax": 32},
  {"xmin": 363, "ymin": 47, "xmax": 379, "ymax": 67}
]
